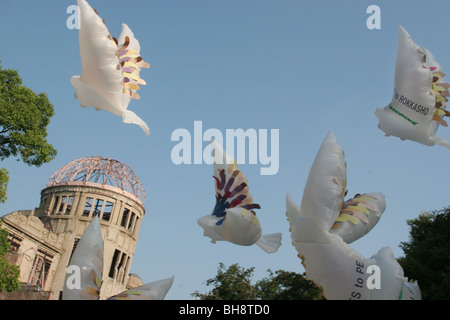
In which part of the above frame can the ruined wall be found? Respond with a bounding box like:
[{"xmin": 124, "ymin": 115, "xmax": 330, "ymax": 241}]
[{"xmin": 0, "ymin": 284, "xmax": 52, "ymax": 300}]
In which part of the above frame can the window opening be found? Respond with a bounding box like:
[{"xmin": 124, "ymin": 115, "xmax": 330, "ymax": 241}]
[
  {"xmin": 102, "ymin": 201, "xmax": 114, "ymax": 222},
  {"xmin": 58, "ymin": 196, "xmax": 67, "ymax": 213},
  {"xmin": 28, "ymin": 250, "xmax": 53, "ymax": 290},
  {"xmin": 65, "ymin": 196, "xmax": 75, "ymax": 215},
  {"xmin": 108, "ymin": 249, "xmax": 121, "ymax": 279},
  {"xmin": 93, "ymin": 199, "xmax": 104, "ymax": 218},
  {"xmin": 83, "ymin": 197, "xmax": 93, "ymax": 217},
  {"xmin": 52, "ymin": 196, "xmax": 60, "ymax": 215},
  {"xmin": 121, "ymin": 208, "xmax": 130, "ymax": 227},
  {"xmin": 128, "ymin": 213, "xmax": 135, "ymax": 231}
]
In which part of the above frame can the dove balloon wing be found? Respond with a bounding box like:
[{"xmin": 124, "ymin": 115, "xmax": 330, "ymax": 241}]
[
  {"xmin": 73, "ymin": 0, "xmax": 123, "ymax": 113},
  {"xmin": 71, "ymin": 0, "xmax": 150, "ymax": 136},
  {"xmin": 299, "ymin": 132, "xmax": 347, "ymax": 233},
  {"xmin": 107, "ymin": 277, "xmax": 175, "ymax": 300}
]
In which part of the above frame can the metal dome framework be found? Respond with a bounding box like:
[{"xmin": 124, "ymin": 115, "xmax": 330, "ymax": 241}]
[{"xmin": 47, "ymin": 156, "xmax": 145, "ymax": 205}]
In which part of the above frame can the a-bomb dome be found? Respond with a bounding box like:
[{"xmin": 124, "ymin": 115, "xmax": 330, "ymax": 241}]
[{"xmin": 46, "ymin": 156, "xmax": 145, "ymax": 205}]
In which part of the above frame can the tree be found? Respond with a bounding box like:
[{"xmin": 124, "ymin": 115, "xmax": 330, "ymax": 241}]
[
  {"xmin": 0, "ymin": 62, "xmax": 57, "ymax": 207},
  {"xmin": 0, "ymin": 62, "xmax": 57, "ymax": 167},
  {"xmin": 0, "ymin": 168, "xmax": 8, "ymax": 203},
  {"xmin": 398, "ymin": 207, "xmax": 450, "ymax": 300},
  {"xmin": 192, "ymin": 263, "xmax": 257, "ymax": 300},
  {"xmin": 0, "ymin": 220, "xmax": 20, "ymax": 293},
  {"xmin": 191, "ymin": 262, "xmax": 323, "ymax": 300},
  {"xmin": 255, "ymin": 269, "xmax": 323, "ymax": 300}
]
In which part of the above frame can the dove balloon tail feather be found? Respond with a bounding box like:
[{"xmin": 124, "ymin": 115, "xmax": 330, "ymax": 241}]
[
  {"xmin": 123, "ymin": 110, "xmax": 150, "ymax": 136},
  {"xmin": 433, "ymin": 136, "xmax": 450, "ymax": 150},
  {"xmin": 255, "ymin": 233, "xmax": 282, "ymax": 254}
]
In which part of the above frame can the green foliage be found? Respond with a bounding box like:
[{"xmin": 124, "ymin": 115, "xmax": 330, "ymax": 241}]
[
  {"xmin": 0, "ymin": 220, "xmax": 20, "ymax": 292},
  {"xmin": 192, "ymin": 262, "xmax": 323, "ymax": 300},
  {"xmin": 0, "ymin": 62, "xmax": 57, "ymax": 167},
  {"xmin": 255, "ymin": 269, "xmax": 323, "ymax": 300},
  {"xmin": 192, "ymin": 263, "xmax": 257, "ymax": 300},
  {"xmin": 0, "ymin": 168, "xmax": 8, "ymax": 203},
  {"xmin": 398, "ymin": 207, "xmax": 450, "ymax": 300}
]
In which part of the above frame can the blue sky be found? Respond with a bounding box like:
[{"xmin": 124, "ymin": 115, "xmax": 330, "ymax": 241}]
[{"xmin": 1, "ymin": 0, "xmax": 450, "ymax": 300}]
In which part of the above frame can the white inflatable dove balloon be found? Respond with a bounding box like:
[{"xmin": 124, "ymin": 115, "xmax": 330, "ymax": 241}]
[
  {"xmin": 375, "ymin": 25, "xmax": 450, "ymax": 149},
  {"xmin": 198, "ymin": 140, "xmax": 282, "ymax": 253},
  {"xmin": 71, "ymin": 0, "xmax": 151, "ymax": 136},
  {"xmin": 63, "ymin": 216, "xmax": 174, "ymax": 300},
  {"xmin": 63, "ymin": 215, "xmax": 104, "ymax": 300},
  {"xmin": 107, "ymin": 277, "xmax": 175, "ymax": 300},
  {"xmin": 286, "ymin": 132, "xmax": 421, "ymax": 300}
]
